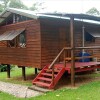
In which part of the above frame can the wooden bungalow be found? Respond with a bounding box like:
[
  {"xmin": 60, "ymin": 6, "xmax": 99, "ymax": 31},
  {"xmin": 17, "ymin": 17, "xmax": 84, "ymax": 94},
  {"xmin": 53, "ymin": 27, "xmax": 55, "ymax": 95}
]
[{"xmin": 0, "ymin": 8, "xmax": 100, "ymax": 89}]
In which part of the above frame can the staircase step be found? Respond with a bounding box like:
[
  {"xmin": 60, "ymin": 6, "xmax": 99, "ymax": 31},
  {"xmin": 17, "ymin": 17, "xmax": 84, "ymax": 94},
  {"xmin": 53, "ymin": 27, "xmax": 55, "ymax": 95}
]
[
  {"xmin": 41, "ymin": 73, "xmax": 57, "ymax": 77},
  {"xmin": 55, "ymin": 66, "xmax": 64, "ymax": 69},
  {"xmin": 37, "ymin": 77, "xmax": 52, "ymax": 82},
  {"xmin": 44, "ymin": 69, "xmax": 60, "ymax": 73},
  {"xmin": 28, "ymin": 85, "xmax": 53, "ymax": 93},
  {"xmin": 33, "ymin": 81, "xmax": 50, "ymax": 87},
  {"xmin": 32, "ymin": 64, "xmax": 65, "ymax": 89}
]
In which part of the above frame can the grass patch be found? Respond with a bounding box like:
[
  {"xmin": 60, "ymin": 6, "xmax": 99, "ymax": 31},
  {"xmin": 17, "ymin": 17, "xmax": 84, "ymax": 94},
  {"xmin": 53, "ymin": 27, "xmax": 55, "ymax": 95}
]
[
  {"xmin": 86, "ymin": 72, "xmax": 100, "ymax": 77},
  {"xmin": 0, "ymin": 81, "xmax": 100, "ymax": 100},
  {"xmin": 0, "ymin": 68, "xmax": 100, "ymax": 100},
  {"xmin": 0, "ymin": 67, "xmax": 35, "ymax": 86}
]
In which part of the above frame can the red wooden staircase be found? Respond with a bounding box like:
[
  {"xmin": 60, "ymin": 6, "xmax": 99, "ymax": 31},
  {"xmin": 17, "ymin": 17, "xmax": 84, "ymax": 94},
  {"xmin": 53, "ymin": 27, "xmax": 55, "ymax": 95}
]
[{"xmin": 32, "ymin": 65, "xmax": 65, "ymax": 89}]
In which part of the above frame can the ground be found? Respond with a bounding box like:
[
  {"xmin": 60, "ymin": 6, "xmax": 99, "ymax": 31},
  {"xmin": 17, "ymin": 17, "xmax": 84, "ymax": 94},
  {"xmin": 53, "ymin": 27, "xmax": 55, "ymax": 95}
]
[
  {"xmin": 0, "ymin": 67, "xmax": 100, "ymax": 100},
  {"xmin": 0, "ymin": 81, "xmax": 42, "ymax": 98},
  {"xmin": 0, "ymin": 81, "xmax": 100, "ymax": 100},
  {"xmin": 0, "ymin": 66, "xmax": 34, "ymax": 86}
]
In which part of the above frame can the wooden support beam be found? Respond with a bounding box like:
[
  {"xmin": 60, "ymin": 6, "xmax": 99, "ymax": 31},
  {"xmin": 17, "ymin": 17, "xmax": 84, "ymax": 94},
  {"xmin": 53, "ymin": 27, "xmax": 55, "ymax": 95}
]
[
  {"xmin": 65, "ymin": 56, "xmax": 94, "ymax": 61},
  {"xmin": 64, "ymin": 46, "xmax": 100, "ymax": 50},
  {"xmin": 7, "ymin": 64, "xmax": 10, "ymax": 78},
  {"xmin": 70, "ymin": 15, "xmax": 75, "ymax": 87},
  {"xmin": 35, "ymin": 68, "xmax": 38, "ymax": 74},
  {"xmin": 75, "ymin": 46, "xmax": 100, "ymax": 49},
  {"xmin": 22, "ymin": 67, "xmax": 26, "ymax": 81}
]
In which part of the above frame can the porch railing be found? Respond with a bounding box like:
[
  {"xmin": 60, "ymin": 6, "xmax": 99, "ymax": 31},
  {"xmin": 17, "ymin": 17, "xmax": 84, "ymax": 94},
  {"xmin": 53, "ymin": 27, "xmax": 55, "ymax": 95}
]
[
  {"xmin": 48, "ymin": 46, "xmax": 100, "ymax": 85},
  {"xmin": 48, "ymin": 47, "xmax": 72, "ymax": 85}
]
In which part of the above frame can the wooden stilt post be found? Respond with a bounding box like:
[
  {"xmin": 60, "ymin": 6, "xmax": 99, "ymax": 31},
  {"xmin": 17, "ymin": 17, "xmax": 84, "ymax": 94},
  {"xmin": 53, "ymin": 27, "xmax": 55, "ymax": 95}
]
[
  {"xmin": 70, "ymin": 15, "xmax": 75, "ymax": 87},
  {"xmin": 35, "ymin": 68, "xmax": 38, "ymax": 74},
  {"xmin": 7, "ymin": 64, "xmax": 10, "ymax": 78},
  {"xmin": 22, "ymin": 67, "xmax": 26, "ymax": 81}
]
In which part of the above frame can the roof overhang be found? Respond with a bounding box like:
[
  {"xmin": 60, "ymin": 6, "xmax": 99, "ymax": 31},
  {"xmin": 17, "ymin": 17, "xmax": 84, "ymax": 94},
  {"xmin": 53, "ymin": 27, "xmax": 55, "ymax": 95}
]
[
  {"xmin": 40, "ymin": 13, "xmax": 100, "ymax": 22},
  {"xmin": 0, "ymin": 8, "xmax": 100, "ymax": 25},
  {"xmin": 0, "ymin": 8, "xmax": 39, "ymax": 24}
]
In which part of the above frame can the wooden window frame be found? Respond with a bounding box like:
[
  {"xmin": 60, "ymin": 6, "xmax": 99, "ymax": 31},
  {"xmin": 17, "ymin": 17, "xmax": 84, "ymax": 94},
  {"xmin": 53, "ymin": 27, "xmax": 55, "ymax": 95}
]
[{"xmin": 7, "ymin": 31, "xmax": 26, "ymax": 48}]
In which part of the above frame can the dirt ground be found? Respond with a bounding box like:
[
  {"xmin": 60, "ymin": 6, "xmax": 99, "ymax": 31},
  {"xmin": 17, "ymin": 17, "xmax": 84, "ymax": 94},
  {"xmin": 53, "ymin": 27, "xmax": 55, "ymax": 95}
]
[
  {"xmin": 1, "ymin": 70, "xmax": 100, "ymax": 98},
  {"xmin": 55, "ymin": 71, "xmax": 100, "ymax": 89},
  {"xmin": 9, "ymin": 70, "xmax": 100, "ymax": 90}
]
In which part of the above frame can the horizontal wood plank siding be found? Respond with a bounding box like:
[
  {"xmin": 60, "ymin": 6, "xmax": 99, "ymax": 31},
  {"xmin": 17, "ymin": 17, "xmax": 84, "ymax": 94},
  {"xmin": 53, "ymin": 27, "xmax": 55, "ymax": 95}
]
[
  {"xmin": 40, "ymin": 21, "xmax": 59, "ymax": 67},
  {"xmin": 40, "ymin": 19, "xmax": 100, "ymax": 67},
  {"xmin": 0, "ymin": 20, "xmax": 41, "ymax": 68},
  {"xmin": 74, "ymin": 23, "xmax": 100, "ymax": 60},
  {"xmin": 40, "ymin": 19, "xmax": 70, "ymax": 67}
]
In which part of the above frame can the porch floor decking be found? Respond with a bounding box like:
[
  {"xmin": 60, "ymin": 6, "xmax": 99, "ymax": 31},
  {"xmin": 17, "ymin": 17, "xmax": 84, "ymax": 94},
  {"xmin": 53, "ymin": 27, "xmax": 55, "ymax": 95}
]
[{"xmin": 55, "ymin": 62, "xmax": 100, "ymax": 73}]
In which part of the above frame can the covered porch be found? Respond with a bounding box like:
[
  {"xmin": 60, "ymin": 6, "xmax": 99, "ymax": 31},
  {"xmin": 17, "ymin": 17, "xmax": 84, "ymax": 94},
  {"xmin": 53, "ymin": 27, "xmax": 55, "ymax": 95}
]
[{"xmin": 33, "ymin": 13, "xmax": 100, "ymax": 89}]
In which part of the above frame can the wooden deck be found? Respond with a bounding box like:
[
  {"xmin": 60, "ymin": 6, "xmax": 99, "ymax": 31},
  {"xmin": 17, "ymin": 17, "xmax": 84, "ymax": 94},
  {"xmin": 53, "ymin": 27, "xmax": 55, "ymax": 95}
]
[
  {"xmin": 32, "ymin": 61, "xmax": 100, "ymax": 89},
  {"xmin": 55, "ymin": 62, "xmax": 100, "ymax": 74}
]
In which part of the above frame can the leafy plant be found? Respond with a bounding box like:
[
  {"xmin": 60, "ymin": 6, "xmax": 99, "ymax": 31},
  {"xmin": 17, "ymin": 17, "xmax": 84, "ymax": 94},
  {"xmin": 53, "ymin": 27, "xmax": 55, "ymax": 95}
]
[
  {"xmin": 0, "ymin": 64, "xmax": 13, "ymax": 72},
  {"xmin": 0, "ymin": 65, "xmax": 7, "ymax": 72}
]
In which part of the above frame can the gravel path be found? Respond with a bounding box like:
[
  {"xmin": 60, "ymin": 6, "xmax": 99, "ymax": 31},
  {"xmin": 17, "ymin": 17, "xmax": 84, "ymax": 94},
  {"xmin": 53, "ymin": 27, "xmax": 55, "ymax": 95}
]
[{"xmin": 0, "ymin": 81, "xmax": 43, "ymax": 98}]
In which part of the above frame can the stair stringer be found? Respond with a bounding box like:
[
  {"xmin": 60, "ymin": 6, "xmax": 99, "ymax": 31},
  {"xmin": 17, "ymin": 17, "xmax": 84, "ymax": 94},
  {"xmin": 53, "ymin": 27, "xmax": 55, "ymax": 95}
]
[{"xmin": 49, "ymin": 67, "xmax": 65, "ymax": 89}]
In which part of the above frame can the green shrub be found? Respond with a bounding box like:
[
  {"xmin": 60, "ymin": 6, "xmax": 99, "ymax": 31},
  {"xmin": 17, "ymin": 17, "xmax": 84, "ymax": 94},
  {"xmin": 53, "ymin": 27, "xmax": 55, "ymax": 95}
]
[
  {"xmin": 0, "ymin": 65, "xmax": 7, "ymax": 72},
  {"xmin": 0, "ymin": 65, "xmax": 14, "ymax": 72},
  {"xmin": 0, "ymin": 65, "xmax": 17, "ymax": 72}
]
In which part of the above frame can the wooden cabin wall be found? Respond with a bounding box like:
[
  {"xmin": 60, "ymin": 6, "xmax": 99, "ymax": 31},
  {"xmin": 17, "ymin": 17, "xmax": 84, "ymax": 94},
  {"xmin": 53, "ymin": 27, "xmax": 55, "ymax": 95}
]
[
  {"xmin": 0, "ymin": 20, "xmax": 41, "ymax": 68},
  {"xmin": 74, "ymin": 22, "xmax": 100, "ymax": 60},
  {"xmin": 40, "ymin": 23, "xmax": 59, "ymax": 67},
  {"xmin": 74, "ymin": 32, "xmax": 100, "ymax": 60},
  {"xmin": 40, "ymin": 19, "xmax": 70, "ymax": 67},
  {"xmin": 40, "ymin": 18, "xmax": 100, "ymax": 68}
]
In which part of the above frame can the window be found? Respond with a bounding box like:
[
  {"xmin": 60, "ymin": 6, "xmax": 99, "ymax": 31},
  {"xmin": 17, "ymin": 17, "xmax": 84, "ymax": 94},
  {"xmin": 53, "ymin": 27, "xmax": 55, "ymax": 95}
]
[
  {"xmin": 85, "ymin": 31, "xmax": 95, "ymax": 42},
  {"xmin": 0, "ymin": 28, "xmax": 26, "ymax": 48},
  {"xmin": 8, "ymin": 39, "xmax": 16, "ymax": 47},
  {"xmin": 7, "ymin": 31, "xmax": 26, "ymax": 48},
  {"xmin": 19, "ymin": 31, "xmax": 26, "ymax": 47}
]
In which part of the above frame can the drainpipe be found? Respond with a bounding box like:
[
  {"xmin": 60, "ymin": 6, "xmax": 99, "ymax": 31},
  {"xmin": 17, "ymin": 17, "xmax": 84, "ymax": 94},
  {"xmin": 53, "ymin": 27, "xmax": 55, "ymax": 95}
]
[{"xmin": 82, "ymin": 26, "xmax": 85, "ymax": 62}]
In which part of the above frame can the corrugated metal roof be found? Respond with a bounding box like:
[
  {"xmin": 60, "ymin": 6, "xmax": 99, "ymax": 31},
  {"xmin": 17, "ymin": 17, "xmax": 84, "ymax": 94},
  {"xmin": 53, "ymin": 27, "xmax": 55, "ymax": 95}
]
[
  {"xmin": 41, "ymin": 13, "xmax": 100, "ymax": 22},
  {"xmin": 1, "ymin": 8, "xmax": 100, "ymax": 24},
  {"xmin": 7, "ymin": 8, "xmax": 38, "ymax": 19},
  {"xmin": 89, "ymin": 32, "xmax": 100, "ymax": 38},
  {"xmin": 0, "ymin": 8, "xmax": 39, "ymax": 23},
  {"xmin": 0, "ymin": 28, "xmax": 25, "ymax": 41}
]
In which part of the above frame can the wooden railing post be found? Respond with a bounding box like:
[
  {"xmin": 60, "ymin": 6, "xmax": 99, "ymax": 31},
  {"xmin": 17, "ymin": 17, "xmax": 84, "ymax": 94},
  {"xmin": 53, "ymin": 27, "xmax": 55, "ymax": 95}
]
[
  {"xmin": 48, "ymin": 48, "xmax": 65, "ymax": 69},
  {"xmin": 52, "ymin": 64, "xmax": 54, "ymax": 85},
  {"xmin": 64, "ymin": 49, "xmax": 66, "ymax": 67}
]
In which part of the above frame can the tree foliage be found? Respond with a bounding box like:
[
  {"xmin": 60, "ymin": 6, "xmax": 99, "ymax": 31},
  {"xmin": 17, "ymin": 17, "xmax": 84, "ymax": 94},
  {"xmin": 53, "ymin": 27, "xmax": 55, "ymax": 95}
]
[
  {"xmin": 9, "ymin": 0, "xmax": 28, "ymax": 9},
  {"xmin": 0, "ymin": 4, "xmax": 4, "ymax": 12},
  {"xmin": 30, "ymin": 2, "xmax": 44, "ymax": 11},
  {"xmin": 86, "ymin": 7, "xmax": 100, "ymax": 16},
  {"xmin": 0, "ymin": 0, "xmax": 43, "ymax": 13},
  {"xmin": 0, "ymin": 0, "xmax": 28, "ymax": 9}
]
